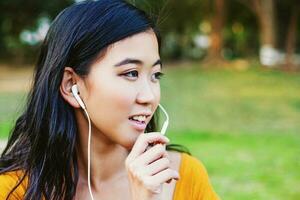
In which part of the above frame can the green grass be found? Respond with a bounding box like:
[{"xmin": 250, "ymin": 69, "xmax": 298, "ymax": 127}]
[
  {"xmin": 0, "ymin": 63, "xmax": 300, "ymax": 199},
  {"xmin": 0, "ymin": 92, "xmax": 27, "ymax": 138},
  {"xmin": 160, "ymin": 64, "xmax": 300, "ymax": 135},
  {"xmin": 168, "ymin": 131, "xmax": 300, "ymax": 200},
  {"xmin": 159, "ymin": 64, "xmax": 300, "ymax": 199}
]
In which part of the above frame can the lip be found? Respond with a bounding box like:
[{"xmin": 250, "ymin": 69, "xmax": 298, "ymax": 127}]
[{"xmin": 128, "ymin": 119, "xmax": 147, "ymax": 132}]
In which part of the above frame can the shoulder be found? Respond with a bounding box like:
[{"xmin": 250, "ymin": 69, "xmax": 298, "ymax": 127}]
[
  {"xmin": 181, "ymin": 153, "xmax": 208, "ymax": 175},
  {"xmin": 167, "ymin": 151, "xmax": 208, "ymax": 179},
  {"xmin": 0, "ymin": 170, "xmax": 27, "ymax": 199},
  {"xmin": 167, "ymin": 150, "xmax": 182, "ymax": 172},
  {"xmin": 167, "ymin": 151, "xmax": 207, "ymax": 176},
  {"xmin": 168, "ymin": 152, "xmax": 221, "ymax": 200}
]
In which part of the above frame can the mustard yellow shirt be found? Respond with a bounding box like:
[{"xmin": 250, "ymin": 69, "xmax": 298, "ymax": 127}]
[
  {"xmin": 173, "ymin": 153, "xmax": 220, "ymax": 200},
  {"xmin": 0, "ymin": 153, "xmax": 220, "ymax": 199}
]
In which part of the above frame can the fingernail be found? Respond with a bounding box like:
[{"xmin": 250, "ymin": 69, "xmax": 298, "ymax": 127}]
[
  {"xmin": 175, "ymin": 172, "xmax": 180, "ymax": 179},
  {"xmin": 164, "ymin": 137, "xmax": 170, "ymax": 143}
]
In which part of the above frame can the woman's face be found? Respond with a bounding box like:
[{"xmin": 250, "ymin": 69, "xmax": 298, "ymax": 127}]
[{"xmin": 80, "ymin": 31, "xmax": 162, "ymax": 149}]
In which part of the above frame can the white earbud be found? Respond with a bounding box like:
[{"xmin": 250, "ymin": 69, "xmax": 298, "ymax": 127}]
[
  {"xmin": 158, "ymin": 104, "xmax": 169, "ymax": 135},
  {"xmin": 71, "ymin": 84, "xmax": 86, "ymax": 109}
]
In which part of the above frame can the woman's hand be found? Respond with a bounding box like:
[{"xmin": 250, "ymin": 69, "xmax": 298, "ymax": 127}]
[{"xmin": 125, "ymin": 132, "xmax": 180, "ymax": 200}]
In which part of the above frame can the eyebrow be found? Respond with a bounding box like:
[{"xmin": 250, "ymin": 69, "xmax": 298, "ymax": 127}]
[{"xmin": 114, "ymin": 58, "xmax": 162, "ymax": 68}]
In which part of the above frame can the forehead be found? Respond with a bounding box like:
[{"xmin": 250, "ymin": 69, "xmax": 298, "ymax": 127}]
[{"xmin": 103, "ymin": 31, "xmax": 160, "ymax": 63}]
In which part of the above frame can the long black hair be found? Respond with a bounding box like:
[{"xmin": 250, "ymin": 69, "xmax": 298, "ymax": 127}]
[{"xmin": 0, "ymin": 0, "xmax": 189, "ymax": 199}]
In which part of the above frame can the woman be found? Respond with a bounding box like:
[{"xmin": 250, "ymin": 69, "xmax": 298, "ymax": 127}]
[{"xmin": 0, "ymin": 0, "xmax": 220, "ymax": 199}]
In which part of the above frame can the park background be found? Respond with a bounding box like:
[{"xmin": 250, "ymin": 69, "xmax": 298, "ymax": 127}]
[{"xmin": 0, "ymin": 0, "xmax": 299, "ymax": 199}]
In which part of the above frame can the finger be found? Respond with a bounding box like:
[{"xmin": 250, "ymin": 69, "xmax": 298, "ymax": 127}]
[
  {"xmin": 146, "ymin": 141, "xmax": 167, "ymax": 151},
  {"xmin": 127, "ymin": 133, "xmax": 169, "ymax": 162},
  {"xmin": 166, "ymin": 179, "xmax": 172, "ymax": 184},
  {"xmin": 135, "ymin": 144, "xmax": 166, "ymax": 166},
  {"xmin": 148, "ymin": 168, "xmax": 180, "ymax": 185},
  {"xmin": 143, "ymin": 157, "xmax": 170, "ymax": 176}
]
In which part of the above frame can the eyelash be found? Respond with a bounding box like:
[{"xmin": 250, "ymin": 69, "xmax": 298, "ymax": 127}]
[{"xmin": 122, "ymin": 70, "xmax": 164, "ymax": 81}]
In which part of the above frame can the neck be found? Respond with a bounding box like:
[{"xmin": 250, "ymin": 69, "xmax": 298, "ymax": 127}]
[{"xmin": 75, "ymin": 111, "xmax": 129, "ymax": 189}]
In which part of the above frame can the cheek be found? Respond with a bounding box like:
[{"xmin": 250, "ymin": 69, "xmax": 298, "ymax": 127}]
[
  {"xmin": 106, "ymin": 81, "xmax": 137, "ymax": 112},
  {"xmin": 111, "ymin": 85, "xmax": 136, "ymax": 110},
  {"xmin": 155, "ymin": 85, "xmax": 161, "ymax": 101},
  {"xmin": 88, "ymin": 80, "xmax": 140, "ymax": 145},
  {"xmin": 88, "ymin": 78, "xmax": 136, "ymax": 121}
]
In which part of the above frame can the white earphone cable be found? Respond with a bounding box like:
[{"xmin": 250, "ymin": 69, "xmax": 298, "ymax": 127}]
[
  {"xmin": 83, "ymin": 108, "xmax": 95, "ymax": 200},
  {"xmin": 82, "ymin": 103, "xmax": 168, "ymax": 200},
  {"xmin": 158, "ymin": 104, "xmax": 169, "ymax": 135}
]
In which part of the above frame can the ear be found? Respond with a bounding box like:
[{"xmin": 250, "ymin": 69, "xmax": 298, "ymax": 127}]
[{"xmin": 60, "ymin": 67, "xmax": 82, "ymax": 108}]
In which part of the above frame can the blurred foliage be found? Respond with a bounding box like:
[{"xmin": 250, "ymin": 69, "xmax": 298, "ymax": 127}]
[
  {"xmin": 224, "ymin": 1, "xmax": 259, "ymax": 58},
  {"xmin": 0, "ymin": 0, "xmax": 73, "ymax": 62},
  {"xmin": 0, "ymin": 0, "xmax": 300, "ymax": 68}
]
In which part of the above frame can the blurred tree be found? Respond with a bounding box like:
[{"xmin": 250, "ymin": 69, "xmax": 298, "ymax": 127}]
[
  {"xmin": 1, "ymin": 0, "xmax": 298, "ymax": 69},
  {"xmin": 206, "ymin": 0, "xmax": 227, "ymax": 62},
  {"xmin": 237, "ymin": 0, "xmax": 279, "ymax": 66},
  {"xmin": 130, "ymin": 0, "xmax": 205, "ymax": 60},
  {"xmin": 237, "ymin": 0, "xmax": 300, "ymax": 69},
  {"xmin": 0, "ymin": 0, "xmax": 73, "ymax": 63},
  {"xmin": 225, "ymin": 1, "xmax": 259, "ymax": 58},
  {"xmin": 238, "ymin": 0, "xmax": 276, "ymax": 48},
  {"xmin": 282, "ymin": 0, "xmax": 300, "ymax": 70}
]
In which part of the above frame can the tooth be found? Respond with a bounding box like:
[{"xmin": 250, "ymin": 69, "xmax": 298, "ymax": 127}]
[{"xmin": 132, "ymin": 115, "xmax": 146, "ymax": 122}]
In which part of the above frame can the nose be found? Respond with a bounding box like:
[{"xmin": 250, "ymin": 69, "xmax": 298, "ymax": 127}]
[{"xmin": 136, "ymin": 79, "xmax": 158, "ymax": 105}]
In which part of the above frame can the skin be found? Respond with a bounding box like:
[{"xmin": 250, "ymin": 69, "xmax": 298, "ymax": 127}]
[{"xmin": 60, "ymin": 30, "xmax": 181, "ymax": 200}]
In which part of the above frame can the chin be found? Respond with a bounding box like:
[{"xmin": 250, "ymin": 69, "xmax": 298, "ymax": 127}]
[
  {"xmin": 116, "ymin": 125, "xmax": 144, "ymax": 150},
  {"xmin": 120, "ymin": 134, "xmax": 140, "ymax": 151},
  {"xmin": 120, "ymin": 141, "xmax": 135, "ymax": 151}
]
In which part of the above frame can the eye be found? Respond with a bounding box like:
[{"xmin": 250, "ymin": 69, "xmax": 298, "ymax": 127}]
[
  {"xmin": 121, "ymin": 70, "xmax": 164, "ymax": 82},
  {"xmin": 152, "ymin": 72, "xmax": 164, "ymax": 81},
  {"xmin": 124, "ymin": 70, "xmax": 139, "ymax": 77},
  {"xmin": 122, "ymin": 70, "xmax": 139, "ymax": 79}
]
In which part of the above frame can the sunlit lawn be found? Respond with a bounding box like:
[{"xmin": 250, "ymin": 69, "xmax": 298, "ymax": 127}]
[
  {"xmin": 169, "ymin": 131, "xmax": 300, "ymax": 199},
  {"xmin": 0, "ymin": 63, "xmax": 299, "ymax": 199},
  {"xmin": 0, "ymin": 92, "xmax": 27, "ymax": 138}
]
